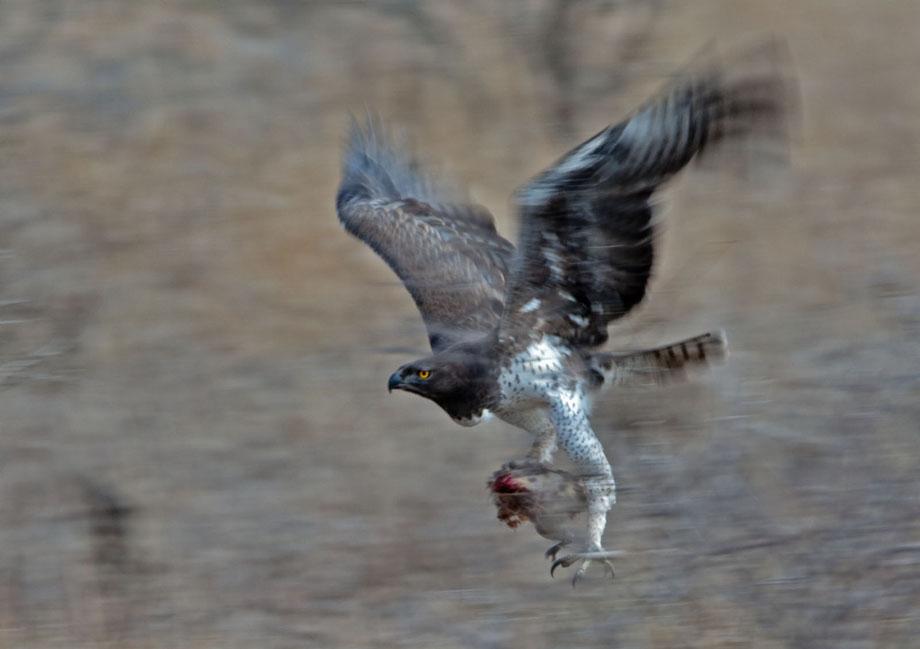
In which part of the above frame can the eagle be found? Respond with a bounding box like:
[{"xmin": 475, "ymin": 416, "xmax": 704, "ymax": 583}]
[{"xmin": 336, "ymin": 41, "xmax": 791, "ymax": 584}]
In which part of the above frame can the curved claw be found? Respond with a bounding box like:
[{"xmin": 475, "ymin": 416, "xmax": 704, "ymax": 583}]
[
  {"xmin": 603, "ymin": 559, "xmax": 616, "ymax": 579},
  {"xmin": 549, "ymin": 554, "xmax": 577, "ymax": 578},
  {"xmin": 545, "ymin": 542, "xmax": 565, "ymax": 561},
  {"xmin": 550, "ymin": 551, "xmax": 620, "ymax": 585}
]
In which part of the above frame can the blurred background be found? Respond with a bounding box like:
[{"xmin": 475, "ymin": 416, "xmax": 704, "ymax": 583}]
[{"xmin": 1, "ymin": 1, "xmax": 919, "ymax": 647}]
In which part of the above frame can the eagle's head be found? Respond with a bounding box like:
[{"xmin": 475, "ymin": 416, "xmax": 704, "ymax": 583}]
[{"xmin": 387, "ymin": 347, "xmax": 495, "ymax": 424}]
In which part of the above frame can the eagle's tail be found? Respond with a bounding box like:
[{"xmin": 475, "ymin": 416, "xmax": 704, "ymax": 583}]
[{"xmin": 590, "ymin": 330, "xmax": 728, "ymax": 388}]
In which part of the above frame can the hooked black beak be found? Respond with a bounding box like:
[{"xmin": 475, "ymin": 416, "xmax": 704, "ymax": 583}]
[{"xmin": 387, "ymin": 371, "xmax": 403, "ymax": 393}]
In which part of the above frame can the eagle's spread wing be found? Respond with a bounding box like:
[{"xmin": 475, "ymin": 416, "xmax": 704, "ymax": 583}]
[
  {"xmin": 500, "ymin": 40, "xmax": 792, "ymax": 349},
  {"xmin": 337, "ymin": 119, "xmax": 515, "ymax": 351}
]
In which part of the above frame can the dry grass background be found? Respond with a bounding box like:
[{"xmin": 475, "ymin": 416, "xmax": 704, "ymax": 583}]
[{"xmin": 1, "ymin": 1, "xmax": 919, "ymax": 647}]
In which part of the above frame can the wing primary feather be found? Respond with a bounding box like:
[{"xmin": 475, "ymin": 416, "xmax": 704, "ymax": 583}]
[
  {"xmin": 336, "ymin": 117, "xmax": 515, "ymax": 351},
  {"xmin": 501, "ymin": 38, "xmax": 795, "ymax": 351},
  {"xmin": 337, "ymin": 115, "xmax": 459, "ymax": 212}
]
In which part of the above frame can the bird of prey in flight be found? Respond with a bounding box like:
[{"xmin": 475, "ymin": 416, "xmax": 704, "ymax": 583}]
[{"xmin": 337, "ymin": 40, "xmax": 791, "ymax": 584}]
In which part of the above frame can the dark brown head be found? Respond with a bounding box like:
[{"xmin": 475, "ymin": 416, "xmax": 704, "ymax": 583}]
[{"xmin": 387, "ymin": 346, "xmax": 496, "ymax": 422}]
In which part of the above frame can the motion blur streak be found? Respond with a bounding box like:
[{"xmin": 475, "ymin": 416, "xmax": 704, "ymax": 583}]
[{"xmin": 0, "ymin": 1, "xmax": 918, "ymax": 648}]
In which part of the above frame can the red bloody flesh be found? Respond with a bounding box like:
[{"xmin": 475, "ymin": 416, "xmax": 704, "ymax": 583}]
[
  {"xmin": 490, "ymin": 473, "xmax": 528, "ymax": 494},
  {"xmin": 489, "ymin": 471, "xmax": 534, "ymax": 528}
]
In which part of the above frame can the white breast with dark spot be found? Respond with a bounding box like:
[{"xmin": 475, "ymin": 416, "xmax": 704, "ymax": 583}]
[{"xmin": 497, "ymin": 335, "xmax": 573, "ymax": 409}]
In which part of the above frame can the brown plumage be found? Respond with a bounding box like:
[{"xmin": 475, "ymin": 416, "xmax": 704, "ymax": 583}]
[
  {"xmin": 338, "ymin": 39, "xmax": 794, "ymax": 584},
  {"xmin": 336, "ymin": 119, "xmax": 514, "ymax": 351},
  {"xmin": 498, "ymin": 39, "xmax": 793, "ymax": 352}
]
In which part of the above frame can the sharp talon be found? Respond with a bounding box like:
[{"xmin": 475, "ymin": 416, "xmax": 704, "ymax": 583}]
[
  {"xmin": 550, "ymin": 559, "xmax": 561, "ymax": 578},
  {"xmin": 548, "ymin": 551, "xmax": 618, "ymax": 584},
  {"xmin": 545, "ymin": 543, "xmax": 563, "ymax": 561},
  {"xmin": 549, "ymin": 554, "xmax": 578, "ymax": 577},
  {"xmin": 604, "ymin": 560, "xmax": 616, "ymax": 579}
]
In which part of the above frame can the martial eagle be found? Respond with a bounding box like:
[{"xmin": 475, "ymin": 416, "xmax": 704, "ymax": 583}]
[{"xmin": 336, "ymin": 41, "xmax": 791, "ymax": 584}]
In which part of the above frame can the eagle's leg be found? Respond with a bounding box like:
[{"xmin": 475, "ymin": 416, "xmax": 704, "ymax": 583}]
[
  {"xmin": 548, "ymin": 478, "xmax": 620, "ymax": 585},
  {"xmin": 549, "ymin": 393, "xmax": 619, "ymax": 585},
  {"xmin": 502, "ymin": 411, "xmax": 558, "ymax": 467},
  {"xmin": 526, "ymin": 427, "xmax": 557, "ymax": 465}
]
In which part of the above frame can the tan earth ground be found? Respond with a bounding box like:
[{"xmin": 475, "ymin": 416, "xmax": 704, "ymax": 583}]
[{"xmin": 1, "ymin": 1, "xmax": 919, "ymax": 647}]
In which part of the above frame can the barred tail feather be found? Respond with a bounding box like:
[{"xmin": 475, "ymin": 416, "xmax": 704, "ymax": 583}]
[{"xmin": 592, "ymin": 330, "xmax": 728, "ymax": 388}]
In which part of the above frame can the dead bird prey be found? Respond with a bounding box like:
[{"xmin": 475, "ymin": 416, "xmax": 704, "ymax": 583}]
[
  {"xmin": 489, "ymin": 461, "xmax": 619, "ymax": 577},
  {"xmin": 336, "ymin": 40, "xmax": 792, "ymax": 584}
]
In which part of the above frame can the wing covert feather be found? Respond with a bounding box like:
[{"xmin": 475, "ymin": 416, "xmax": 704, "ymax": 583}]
[{"xmin": 336, "ymin": 119, "xmax": 515, "ymax": 350}]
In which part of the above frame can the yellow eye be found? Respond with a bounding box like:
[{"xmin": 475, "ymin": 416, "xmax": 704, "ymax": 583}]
[{"xmin": 418, "ymin": 369, "xmax": 431, "ymax": 380}]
